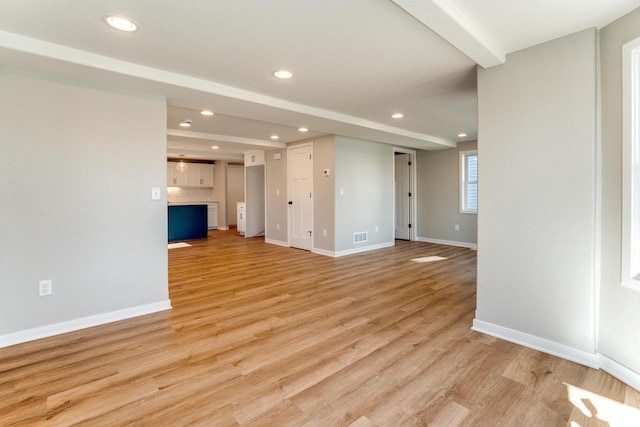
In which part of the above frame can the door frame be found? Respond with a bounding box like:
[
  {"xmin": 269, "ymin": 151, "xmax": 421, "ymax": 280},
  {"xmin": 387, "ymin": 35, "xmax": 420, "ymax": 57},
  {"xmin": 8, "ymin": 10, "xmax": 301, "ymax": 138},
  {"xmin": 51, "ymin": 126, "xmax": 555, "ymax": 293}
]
[
  {"xmin": 393, "ymin": 147, "xmax": 417, "ymax": 241},
  {"xmin": 287, "ymin": 142, "xmax": 314, "ymax": 250}
]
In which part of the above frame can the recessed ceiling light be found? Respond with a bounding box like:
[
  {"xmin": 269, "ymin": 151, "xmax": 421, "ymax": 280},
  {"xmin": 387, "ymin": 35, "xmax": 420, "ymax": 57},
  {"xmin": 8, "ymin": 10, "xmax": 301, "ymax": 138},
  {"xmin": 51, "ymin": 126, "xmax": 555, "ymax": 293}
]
[
  {"xmin": 200, "ymin": 110, "xmax": 214, "ymax": 116},
  {"xmin": 270, "ymin": 135, "xmax": 280, "ymax": 140},
  {"xmin": 179, "ymin": 119, "xmax": 192, "ymax": 127},
  {"xmin": 211, "ymin": 145, "xmax": 219, "ymax": 150},
  {"xmin": 298, "ymin": 127, "xmax": 309, "ymax": 132},
  {"xmin": 105, "ymin": 15, "xmax": 138, "ymax": 32},
  {"xmin": 391, "ymin": 113, "xmax": 404, "ymax": 119},
  {"xmin": 273, "ymin": 70, "xmax": 293, "ymax": 79},
  {"xmin": 457, "ymin": 133, "xmax": 468, "ymax": 138}
]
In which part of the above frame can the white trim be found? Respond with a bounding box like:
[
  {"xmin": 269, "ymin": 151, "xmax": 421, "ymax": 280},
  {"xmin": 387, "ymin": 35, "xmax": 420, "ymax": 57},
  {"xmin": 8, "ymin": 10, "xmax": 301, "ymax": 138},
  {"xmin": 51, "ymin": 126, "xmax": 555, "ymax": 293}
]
[
  {"xmin": 0, "ymin": 300, "xmax": 172, "ymax": 349},
  {"xmin": 472, "ymin": 319, "xmax": 598, "ymax": 369},
  {"xmin": 593, "ymin": 32, "xmax": 602, "ymax": 352},
  {"xmin": 265, "ymin": 238, "xmax": 289, "ymax": 247},
  {"xmin": 218, "ymin": 226, "xmax": 230, "ymax": 231},
  {"xmin": 598, "ymin": 354, "xmax": 640, "ymax": 393},
  {"xmin": 416, "ymin": 236, "xmax": 477, "ymax": 250},
  {"xmin": 311, "ymin": 247, "xmax": 336, "ymax": 257},
  {"xmin": 622, "ymin": 37, "xmax": 640, "ymax": 291},
  {"xmin": 459, "ymin": 150, "xmax": 478, "ymax": 214},
  {"xmin": 312, "ymin": 241, "xmax": 395, "ymax": 258},
  {"xmin": 472, "ymin": 320, "xmax": 640, "ymax": 392}
]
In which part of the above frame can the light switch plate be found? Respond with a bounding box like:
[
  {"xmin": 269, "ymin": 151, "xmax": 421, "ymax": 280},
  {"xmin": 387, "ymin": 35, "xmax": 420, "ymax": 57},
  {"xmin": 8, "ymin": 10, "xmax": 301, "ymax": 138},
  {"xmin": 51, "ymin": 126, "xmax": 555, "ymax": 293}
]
[{"xmin": 151, "ymin": 187, "xmax": 161, "ymax": 200}]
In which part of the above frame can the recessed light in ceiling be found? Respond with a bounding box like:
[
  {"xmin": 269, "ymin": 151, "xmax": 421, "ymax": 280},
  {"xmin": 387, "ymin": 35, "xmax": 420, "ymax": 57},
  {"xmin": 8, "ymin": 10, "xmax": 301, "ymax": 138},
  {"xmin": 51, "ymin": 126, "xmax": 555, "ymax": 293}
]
[
  {"xmin": 105, "ymin": 15, "xmax": 138, "ymax": 32},
  {"xmin": 179, "ymin": 119, "xmax": 192, "ymax": 127},
  {"xmin": 298, "ymin": 127, "xmax": 309, "ymax": 132},
  {"xmin": 200, "ymin": 110, "xmax": 214, "ymax": 116},
  {"xmin": 211, "ymin": 145, "xmax": 219, "ymax": 150},
  {"xmin": 270, "ymin": 135, "xmax": 280, "ymax": 140},
  {"xmin": 457, "ymin": 133, "xmax": 468, "ymax": 138},
  {"xmin": 391, "ymin": 113, "xmax": 404, "ymax": 119},
  {"xmin": 273, "ymin": 70, "xmax": 293, "ymax": 79}
]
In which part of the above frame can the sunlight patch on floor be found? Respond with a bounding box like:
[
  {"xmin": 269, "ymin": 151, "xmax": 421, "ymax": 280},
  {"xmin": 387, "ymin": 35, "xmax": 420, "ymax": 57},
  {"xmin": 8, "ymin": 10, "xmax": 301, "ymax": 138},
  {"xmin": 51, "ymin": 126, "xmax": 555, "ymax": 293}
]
[
  {"xmin": 168, "ymin": 242, "xmax": 192, "ymax": 249},
  {"xmin": 411, "ymin": 256, "xmax": 448, "ymax": 263},
  {"xmin": 565, "ymin": 382, "xmax": 640, "ymax": 426}
]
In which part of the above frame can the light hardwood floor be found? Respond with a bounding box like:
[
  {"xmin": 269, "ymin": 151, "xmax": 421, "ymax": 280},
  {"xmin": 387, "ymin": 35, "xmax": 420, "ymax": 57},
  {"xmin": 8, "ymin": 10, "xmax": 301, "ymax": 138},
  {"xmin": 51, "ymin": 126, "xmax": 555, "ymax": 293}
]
[{"xmin": 1, "ymin": 230, "xmax": 639, "ymax": 426}]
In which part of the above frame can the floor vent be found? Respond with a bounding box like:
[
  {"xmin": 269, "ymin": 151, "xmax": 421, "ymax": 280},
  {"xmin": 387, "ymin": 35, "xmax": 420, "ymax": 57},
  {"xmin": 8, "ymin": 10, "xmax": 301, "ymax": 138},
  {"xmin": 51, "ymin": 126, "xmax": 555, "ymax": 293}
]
[{"xmin": 353, "ymin": 231, "xmax": 368, "ymax": 244}]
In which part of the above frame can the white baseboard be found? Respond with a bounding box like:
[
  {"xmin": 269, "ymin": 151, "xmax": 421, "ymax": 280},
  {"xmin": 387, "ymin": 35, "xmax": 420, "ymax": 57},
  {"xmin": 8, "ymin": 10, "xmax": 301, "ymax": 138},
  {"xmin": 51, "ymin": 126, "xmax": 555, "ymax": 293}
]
[
  {"xmin": 312, "ymin": 247, "xmax": 336, "ymax": 257},
  {"xmin": 265, "ymin": 238, "xmax": 289, "ymax": 247},
  {"xmin": 0, "ymin": 300, "xmax": 172, "ymax": 349},
  {"xmin": 598, "ymin": 354, "xmax": 640, "ymax": 392},
  {"xmin": 218, "ymin": 226, "xmax": 229, "ymax": 231},
  {"xmin": 313, "ymin": 241, "xmax": 395, "ymax": 258},
  {"xmin": 416, "ymin": 236, "xmax": 477, "ymax": 250},
  {"xmin": 472, "ymin": 319, "xmax": 598, "ymax": 368}
]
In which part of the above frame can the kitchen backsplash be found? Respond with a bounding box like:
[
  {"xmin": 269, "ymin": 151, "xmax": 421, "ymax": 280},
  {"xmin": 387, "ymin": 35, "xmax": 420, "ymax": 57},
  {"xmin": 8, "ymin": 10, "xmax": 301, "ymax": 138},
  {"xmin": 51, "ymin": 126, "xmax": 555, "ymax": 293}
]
[{"xmin": 167, "ymin": 187, "xmax": 213, "ymax": 203}]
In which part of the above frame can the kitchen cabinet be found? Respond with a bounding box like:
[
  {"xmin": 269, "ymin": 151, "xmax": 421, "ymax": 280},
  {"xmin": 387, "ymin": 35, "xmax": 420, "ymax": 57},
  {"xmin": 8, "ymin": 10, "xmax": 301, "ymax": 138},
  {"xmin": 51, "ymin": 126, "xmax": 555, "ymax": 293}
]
[
  {"xmin": 167, "ymin": 162, "xmax": 214, "ymax": 187},
  {"xmin": 207, "ymin": 202, "xmax": 218, "ymax": 229},
  {"xmin": 167, "ymin": 162, "xmax": 189, "ymax": 186},
  {"xmin": 237, "ymin": 202, "xmax": 246, "ymax": 235},
  {"xmin": 188, "ymin": 164, "xmax": 214, "ymax": 187}
]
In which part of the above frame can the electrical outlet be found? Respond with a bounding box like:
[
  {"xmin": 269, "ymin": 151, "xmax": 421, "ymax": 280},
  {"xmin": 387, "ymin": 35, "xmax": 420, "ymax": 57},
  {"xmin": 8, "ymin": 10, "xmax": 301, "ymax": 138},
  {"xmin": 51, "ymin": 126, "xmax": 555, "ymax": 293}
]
[
  {"xmin": 375, "ymin": 225, "xmax": 379, "ymax": 232},
  {"xmin": 39, "ymin": 280, "xmax": 52, "ymax": 296},
  {"xmin": 455, "ymin": 224, "xmax": 460, "ymax": 231},
  {"xmin": 276, "ymin": 223, "xmax": 280, "ymax": 230},
  {"xmin": 323, "ymin": 229, "xmax": 327, "ymax": 237}
]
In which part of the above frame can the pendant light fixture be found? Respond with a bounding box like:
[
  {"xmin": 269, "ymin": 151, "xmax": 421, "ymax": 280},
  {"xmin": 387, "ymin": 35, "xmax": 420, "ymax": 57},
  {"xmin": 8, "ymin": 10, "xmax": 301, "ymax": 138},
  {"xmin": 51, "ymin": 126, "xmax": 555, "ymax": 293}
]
[{"xmin": 176, "ymin": 155, "xmax": 188, "ymax": 173}]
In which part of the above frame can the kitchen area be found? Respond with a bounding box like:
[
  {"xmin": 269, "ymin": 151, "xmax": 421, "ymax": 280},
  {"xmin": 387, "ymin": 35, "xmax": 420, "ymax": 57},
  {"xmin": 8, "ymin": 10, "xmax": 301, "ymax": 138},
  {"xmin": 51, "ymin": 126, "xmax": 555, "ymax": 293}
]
[
  {"xmin": 167, "ymin": 158, "xmax": 246, "ymax": 242},
  {"xmin": 167, "ymin": 151, "xmax": 265, "ymax": 243}
]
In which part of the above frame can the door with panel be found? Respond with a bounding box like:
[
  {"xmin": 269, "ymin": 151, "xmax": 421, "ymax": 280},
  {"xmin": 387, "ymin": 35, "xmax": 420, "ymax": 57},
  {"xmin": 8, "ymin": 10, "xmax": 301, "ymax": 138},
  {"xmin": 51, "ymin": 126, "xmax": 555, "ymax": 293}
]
[{"xmin": 288, "ymin": 144, "xmax": 313, "ymax": 250}]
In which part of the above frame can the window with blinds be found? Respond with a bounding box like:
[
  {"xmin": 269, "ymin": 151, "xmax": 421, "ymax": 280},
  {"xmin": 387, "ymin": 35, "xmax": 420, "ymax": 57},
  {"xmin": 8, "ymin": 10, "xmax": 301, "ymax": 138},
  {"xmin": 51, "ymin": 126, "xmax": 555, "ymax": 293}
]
[
  {"xmin": 460, "ymin": 150, "xmax": 478, "ymax": 214},
  {"xmin": 622, "ymin": 37, "xmax": 640, "ymax": 291}
]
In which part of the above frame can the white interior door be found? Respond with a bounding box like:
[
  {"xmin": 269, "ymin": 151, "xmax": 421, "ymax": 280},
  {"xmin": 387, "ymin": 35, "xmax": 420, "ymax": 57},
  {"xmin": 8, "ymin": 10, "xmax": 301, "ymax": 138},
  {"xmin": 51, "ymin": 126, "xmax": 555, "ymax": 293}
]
[
  {"xmin": 288, "ymin": 144, "xmax": 313, "ymax": 250},
  {"xmin": 395, "ymin": 153, "xmax": 411, "ymax": 240}
]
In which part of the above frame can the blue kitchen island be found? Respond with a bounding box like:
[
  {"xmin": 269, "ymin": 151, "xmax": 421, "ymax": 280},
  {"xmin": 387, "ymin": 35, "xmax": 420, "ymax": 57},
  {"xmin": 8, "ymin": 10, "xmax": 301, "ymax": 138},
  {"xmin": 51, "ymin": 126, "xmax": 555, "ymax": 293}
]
[{"xmin": 168, "ymin": 204, "xmax": 208, "ymax": 242}]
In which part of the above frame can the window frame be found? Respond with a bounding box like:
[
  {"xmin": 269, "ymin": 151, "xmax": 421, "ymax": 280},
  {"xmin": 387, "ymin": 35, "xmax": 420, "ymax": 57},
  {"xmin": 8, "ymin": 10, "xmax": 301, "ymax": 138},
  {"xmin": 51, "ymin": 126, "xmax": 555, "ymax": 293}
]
[
  {"xmin": 460, "ymin": 150, "xmax": 478, "ymax": 215},
  {"xmin": 622, "ymin": 37, "xmax": 640, "ymax": 291}
]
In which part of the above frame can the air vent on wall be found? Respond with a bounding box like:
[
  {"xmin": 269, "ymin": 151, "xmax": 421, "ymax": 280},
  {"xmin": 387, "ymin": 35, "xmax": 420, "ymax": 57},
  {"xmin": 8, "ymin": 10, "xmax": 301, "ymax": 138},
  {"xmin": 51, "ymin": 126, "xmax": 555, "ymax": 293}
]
[{"xmin": 353, "ymin": 231, "xmax": 368, "ymax": 244}]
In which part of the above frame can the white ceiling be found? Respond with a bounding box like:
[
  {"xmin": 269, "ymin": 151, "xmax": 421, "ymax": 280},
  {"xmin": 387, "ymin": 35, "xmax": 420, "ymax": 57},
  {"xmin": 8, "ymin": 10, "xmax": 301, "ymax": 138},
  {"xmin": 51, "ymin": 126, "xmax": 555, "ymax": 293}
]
[{"xmin": 1, "ymin": 0, "xmax": 639, "ymax": 160}]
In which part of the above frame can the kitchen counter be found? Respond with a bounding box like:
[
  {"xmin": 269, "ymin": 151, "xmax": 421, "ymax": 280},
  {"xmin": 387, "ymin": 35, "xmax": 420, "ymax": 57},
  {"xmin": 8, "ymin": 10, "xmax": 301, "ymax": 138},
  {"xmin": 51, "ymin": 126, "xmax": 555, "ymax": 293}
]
[
  {"xmin": 168, "ymin": 204, "xmax": 208, "ymax": 242},
  {"xmin": 168, "ymin": 201, "xmax": 217, "ymax": 206}
]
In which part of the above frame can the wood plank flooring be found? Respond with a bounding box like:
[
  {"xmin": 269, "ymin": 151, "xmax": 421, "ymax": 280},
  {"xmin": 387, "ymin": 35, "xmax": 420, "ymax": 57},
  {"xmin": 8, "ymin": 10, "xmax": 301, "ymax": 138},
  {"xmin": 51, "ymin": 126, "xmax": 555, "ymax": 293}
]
[{"xmin": 1, "ymin": 230, "xmax": 639, "ymax": 426}]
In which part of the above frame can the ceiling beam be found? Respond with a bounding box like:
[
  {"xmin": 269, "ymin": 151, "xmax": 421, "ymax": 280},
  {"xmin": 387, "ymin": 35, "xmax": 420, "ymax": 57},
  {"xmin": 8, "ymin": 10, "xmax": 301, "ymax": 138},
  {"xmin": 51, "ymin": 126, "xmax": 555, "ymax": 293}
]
[
  {"xmin": 167, "ymin": 129, "xmax": 287, "ymax": 148},
  {"xmin": 391, "ymin": 0, "xmax": 505, "ymax": 68},
  {"xmin": 0, "ymin": 30, "xmax": 453, "ymax": 148}
]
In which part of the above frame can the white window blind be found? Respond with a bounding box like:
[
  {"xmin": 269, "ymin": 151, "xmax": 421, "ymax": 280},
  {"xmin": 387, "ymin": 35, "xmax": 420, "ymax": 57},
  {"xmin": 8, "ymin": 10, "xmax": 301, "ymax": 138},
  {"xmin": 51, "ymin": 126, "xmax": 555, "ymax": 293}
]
[{"xmin": 460, "ymin": 150, "xmax": 478, "ymax": 214}]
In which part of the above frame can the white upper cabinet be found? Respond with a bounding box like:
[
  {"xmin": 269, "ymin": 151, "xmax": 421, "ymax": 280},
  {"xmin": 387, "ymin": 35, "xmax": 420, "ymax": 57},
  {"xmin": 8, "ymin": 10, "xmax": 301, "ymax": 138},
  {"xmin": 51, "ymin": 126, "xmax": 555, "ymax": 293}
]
[
  {"xmin": 167, "ymin": 162, "xmax": 189, "ymax": 186},
  {"xmin": 167, "ymin": 162, "xmax": 214, "ymax": 187}
]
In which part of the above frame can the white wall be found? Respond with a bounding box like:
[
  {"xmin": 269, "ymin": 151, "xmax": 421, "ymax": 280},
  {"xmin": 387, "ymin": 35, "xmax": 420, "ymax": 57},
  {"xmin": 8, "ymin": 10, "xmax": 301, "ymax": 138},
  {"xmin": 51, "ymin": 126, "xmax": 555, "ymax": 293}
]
[
  {"xmin": 226, "ymin": 164, "xmax": 244, "ymax": 226},
  {"xmin": 475, "ymin": 29, "xmax": 598, "ymax": 355},
  {"xmin": 417, "ymin": 141, "xmax": 478, "ymax": 246},
  {"xmin": 212, "ymin": 161, "xmax": 227, "ymax": 227},
  {"xmin": 0, "ymin": 70, "xmax": 169, "ymax": 345},
  {"xmin": 599, "ymin": 9, "xmax": 640, "ymax": 376},
  {"xmin": 334, "ymin": 136, "xmax": 394, "ymax": 254},
  {"xmin": 265, "ymin": 149, "xmax": 288, "ymax": 243}
]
